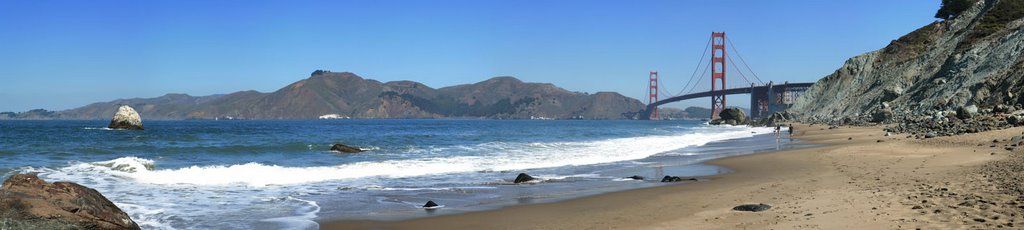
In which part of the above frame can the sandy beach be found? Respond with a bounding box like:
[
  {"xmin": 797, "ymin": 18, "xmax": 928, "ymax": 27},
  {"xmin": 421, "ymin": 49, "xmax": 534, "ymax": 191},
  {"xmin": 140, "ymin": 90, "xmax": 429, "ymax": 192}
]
[{"xmin": 323, "ymin": 123, "xmax": 1024, "ymax": 229}]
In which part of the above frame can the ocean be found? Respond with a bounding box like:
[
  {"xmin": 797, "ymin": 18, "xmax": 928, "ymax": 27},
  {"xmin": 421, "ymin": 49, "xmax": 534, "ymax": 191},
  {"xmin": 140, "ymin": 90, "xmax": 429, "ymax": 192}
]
[{"xmin": 0, "ymin": 119, "xmax": 792, "ymax": 229}]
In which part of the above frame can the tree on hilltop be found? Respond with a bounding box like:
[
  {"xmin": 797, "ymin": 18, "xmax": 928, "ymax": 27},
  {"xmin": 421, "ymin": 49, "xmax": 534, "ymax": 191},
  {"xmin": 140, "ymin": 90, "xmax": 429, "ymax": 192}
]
[{"xmin": 935, "ymin": 0, "xmax": 977, "ymax": 19}]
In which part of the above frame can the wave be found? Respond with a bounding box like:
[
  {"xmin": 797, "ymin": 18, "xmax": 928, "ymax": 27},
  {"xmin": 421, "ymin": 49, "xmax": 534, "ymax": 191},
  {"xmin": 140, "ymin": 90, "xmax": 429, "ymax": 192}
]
[{"xmin": 60, "ymin": 125, "xmax": 771, "ymax": 187}]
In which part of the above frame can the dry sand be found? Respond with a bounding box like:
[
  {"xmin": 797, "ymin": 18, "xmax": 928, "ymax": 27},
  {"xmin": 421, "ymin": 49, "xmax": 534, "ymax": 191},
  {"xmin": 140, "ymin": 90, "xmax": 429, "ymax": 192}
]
[{"xmin": 323, "ymin": 124, "xmax": 1024, "ymax": 229}]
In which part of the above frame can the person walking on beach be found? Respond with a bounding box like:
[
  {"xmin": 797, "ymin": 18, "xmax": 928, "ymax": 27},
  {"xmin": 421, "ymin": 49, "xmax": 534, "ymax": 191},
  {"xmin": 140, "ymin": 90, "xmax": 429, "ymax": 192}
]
[
  {"xmin": 775, "ymin": 125, "xmax": 781, "ymax": 141},
  {"xmin": 788, "ymin": 124, "xmax": 794, "ymax": 136}
]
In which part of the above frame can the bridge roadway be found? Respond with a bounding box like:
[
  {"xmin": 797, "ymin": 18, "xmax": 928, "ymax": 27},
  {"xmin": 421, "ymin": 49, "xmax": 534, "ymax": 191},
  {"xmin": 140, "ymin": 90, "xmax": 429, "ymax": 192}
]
[{"xmin": 639, "ymin": 82, "xmax": 814, "ymax": 120}]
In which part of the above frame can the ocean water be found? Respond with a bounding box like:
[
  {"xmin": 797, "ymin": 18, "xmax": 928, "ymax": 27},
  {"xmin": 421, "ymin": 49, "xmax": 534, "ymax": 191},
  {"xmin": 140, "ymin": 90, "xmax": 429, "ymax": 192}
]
[{"xmin": 0, "ymin": 120, "xmax": 789, "ymax": 229}]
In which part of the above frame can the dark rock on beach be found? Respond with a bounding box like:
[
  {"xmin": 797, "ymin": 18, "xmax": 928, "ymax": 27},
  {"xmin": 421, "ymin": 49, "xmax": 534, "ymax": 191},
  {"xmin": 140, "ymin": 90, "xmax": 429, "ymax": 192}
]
[
  {"xmin": 733, "ymin": 203, "xmax": 772, "ymax": 212},
  {"xmin": 330, "ymin": 143, "xmax": 364, "ymax": 153},
  {"xmin": 514, "ymin": 173, "xmax": 535, "ymax": 184},
  {"xmin": 626, "ymin": 175, "xmax": 644, "ymax": 180},
  {"xmin": 423, "ymin": 200, "xmax": 439, "ymax": 208},
  {"xmin": 660, "ymin": 176, "xmax": 696, "ymax": 182},
  {"xmin": 107, "ymin": 105, "xmax": 143, "ymax": 130},
  {"xmin": 0, "ymin": 174, "xmax": 140, "ymax": 230}
]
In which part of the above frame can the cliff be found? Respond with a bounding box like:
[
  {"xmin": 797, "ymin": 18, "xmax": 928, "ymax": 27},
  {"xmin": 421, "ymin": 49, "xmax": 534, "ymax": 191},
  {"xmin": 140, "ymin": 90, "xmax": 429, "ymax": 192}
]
[{"xmin": 791, "ymin": 0, "xmax": 1024, "ymax": 122}]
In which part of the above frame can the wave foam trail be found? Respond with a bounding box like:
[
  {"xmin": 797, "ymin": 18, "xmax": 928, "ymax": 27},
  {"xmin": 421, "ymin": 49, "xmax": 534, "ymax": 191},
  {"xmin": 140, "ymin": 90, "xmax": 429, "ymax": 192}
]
[
  {"xmin": 260, "ymin": 197, "xmax": 320, "ymax": 230},
  {"xmin": 68, "ymin": 125, "xmax": 771, "ymax": 187}
]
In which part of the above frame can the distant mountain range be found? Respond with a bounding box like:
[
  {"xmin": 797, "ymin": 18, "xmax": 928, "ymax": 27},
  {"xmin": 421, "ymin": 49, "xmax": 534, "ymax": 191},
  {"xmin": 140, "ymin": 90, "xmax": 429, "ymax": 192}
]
[{"xmin": 2, "ymin": 70, "xmax": 646, "ymax": 120}]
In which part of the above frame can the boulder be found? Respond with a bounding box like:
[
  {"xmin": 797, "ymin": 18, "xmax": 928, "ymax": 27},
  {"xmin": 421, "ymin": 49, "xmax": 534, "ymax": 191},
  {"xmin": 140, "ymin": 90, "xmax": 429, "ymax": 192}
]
[
  {"xmin": 513, "ymin": 173, "xmax": 535, "ymax": 184},
  {"xmin": 719, "ymin": 108, "xmax": 746, "ymax": 123},
  {"xmin": 956, "ymin": 105, "xmax": 978, "ymax": 119},
  {"xmin": 660, "ymin": 176, "xmax": 696, "ymax": 182},
  {"xmin": 330, "ymin": 143, "xmax": 364, "ymax": 153},
  {"xmin": 871, "ymin": 108, "xmax": 894, "ymax": 122},
  {"xmin": 107, "ymin": 105, "xmax": 143, "ymax": 130},
  {"xmin": 625, "ymin": 175, "xmax": 644, "ymax": 180},
  {"xmin": 710, "ymin": 108, "xmax": 747, "ymax": 125},
  {"xmin": 733, "ymin": 203, "xmax": 772, "ymax": 212},
  {"xmin": 1009, "ymin": 115, "xmax": 1024, "ymax": 126},
  {"xmin": 423, "ymin": 200, "xmax": 439, "ymax": 208},
  {"xmin": 0, "ymin": 174, "xmax": 140, "ymax": 230}
]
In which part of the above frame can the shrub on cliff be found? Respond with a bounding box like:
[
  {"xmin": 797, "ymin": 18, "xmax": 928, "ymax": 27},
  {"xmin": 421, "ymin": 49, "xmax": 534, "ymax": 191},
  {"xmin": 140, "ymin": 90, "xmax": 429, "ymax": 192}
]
[
  {"xmin": 935, "ymin": 0, "xmax": 977, "ymax": 20},
  {"xmin": 972, "ymin": 0, "xmax": 1024, "ymax": 39}
]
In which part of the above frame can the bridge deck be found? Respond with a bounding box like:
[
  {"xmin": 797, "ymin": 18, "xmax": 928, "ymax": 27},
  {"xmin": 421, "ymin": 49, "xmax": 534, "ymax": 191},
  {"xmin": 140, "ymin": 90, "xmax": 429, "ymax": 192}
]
[{"xmin": 641, "ymin": 82, "xmax": 813, "ymax": 119}]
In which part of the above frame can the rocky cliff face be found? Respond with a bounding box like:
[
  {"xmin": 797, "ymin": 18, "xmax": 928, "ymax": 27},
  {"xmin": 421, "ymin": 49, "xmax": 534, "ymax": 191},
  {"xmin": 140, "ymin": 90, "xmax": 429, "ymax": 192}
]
[
  {"xmin": 791, "ymin": 0, "xmax": 1024, "ymax": 122},
  {"xmin": 53, "ymin": 71, "xmax": 644, "ymax": 120}
]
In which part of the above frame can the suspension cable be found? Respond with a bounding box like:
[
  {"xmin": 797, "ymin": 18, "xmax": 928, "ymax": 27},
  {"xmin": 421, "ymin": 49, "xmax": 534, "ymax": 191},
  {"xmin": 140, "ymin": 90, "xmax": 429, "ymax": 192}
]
[
  {"xmin": 725, "ymin": 37, "xmax": 765, "ymax": 85},
  {"xmin": 726, "ymin": 53, "xmax": 754, "ymax": 86},
  {"xmin": 676, "ymin": 36, "xmax": 713, "ymax": 97},
  {"xmin": 684, "ymin": 59, "xmax": 713, "ymax": 95}
]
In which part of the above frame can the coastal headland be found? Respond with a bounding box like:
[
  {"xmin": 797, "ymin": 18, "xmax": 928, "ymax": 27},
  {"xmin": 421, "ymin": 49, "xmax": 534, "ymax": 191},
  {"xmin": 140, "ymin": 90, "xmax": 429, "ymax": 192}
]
[{"xmin": 323, "ymin": 124, "xmax": 1024, "ymax": 229}]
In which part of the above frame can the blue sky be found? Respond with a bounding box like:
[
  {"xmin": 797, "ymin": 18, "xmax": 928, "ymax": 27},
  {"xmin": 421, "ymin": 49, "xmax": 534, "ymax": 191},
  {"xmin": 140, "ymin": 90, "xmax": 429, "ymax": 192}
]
[{"xmin": 0, "ymin": 0, "xmax": 939, "ymax": 112}]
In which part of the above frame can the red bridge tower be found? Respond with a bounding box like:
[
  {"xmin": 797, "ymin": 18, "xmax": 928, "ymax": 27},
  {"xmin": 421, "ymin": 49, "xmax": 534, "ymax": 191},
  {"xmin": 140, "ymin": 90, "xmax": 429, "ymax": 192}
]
[
  {"xmin": 648, "ymin": 71, "xmax": 659, "ymax": 120},
  {"xmin": 710, "ymin": 32, "xmax": 727, "ymax": 119}
]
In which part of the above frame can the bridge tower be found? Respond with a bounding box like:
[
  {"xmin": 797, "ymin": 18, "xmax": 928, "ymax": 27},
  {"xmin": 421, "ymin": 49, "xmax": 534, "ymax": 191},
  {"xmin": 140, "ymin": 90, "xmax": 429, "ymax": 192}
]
[
  {"xmin": 710, "ymin": 32, "xmax": 727, "ymax": 119},
  {"xmin": 648, "ymin": 71, "xmax": 659, "ymax": 120}
]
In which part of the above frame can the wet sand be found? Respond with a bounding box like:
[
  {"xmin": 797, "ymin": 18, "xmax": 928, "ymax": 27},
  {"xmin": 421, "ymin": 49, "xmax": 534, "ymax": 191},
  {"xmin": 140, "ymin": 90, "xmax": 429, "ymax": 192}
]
[{"xmin": 322, "ymin": 124, "xmax": 1024, "ymax": 229}]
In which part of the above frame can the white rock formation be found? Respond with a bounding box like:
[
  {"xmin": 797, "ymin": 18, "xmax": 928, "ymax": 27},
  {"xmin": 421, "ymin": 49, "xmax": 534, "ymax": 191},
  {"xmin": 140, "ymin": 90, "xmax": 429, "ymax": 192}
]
[{"xmin": 108, "ymin": 105, "xmax": 144, "ymax": 130}]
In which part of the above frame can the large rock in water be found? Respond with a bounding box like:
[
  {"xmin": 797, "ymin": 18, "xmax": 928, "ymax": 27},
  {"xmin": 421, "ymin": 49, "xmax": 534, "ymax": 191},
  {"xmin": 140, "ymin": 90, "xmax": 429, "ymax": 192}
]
[
  {"xmin": 330, "ymin": 143, "xmax": 364, "ymax": 153},
  {"xmin": 710, "ymin": 108, "xmax": 747, "ymax": 125},
  {"xmin": 513, "ymin": 173, "xmax": 535, "ymax": 183},
  {"xmin": 0, "ymin": 174, "xmax": 140, "ymax": 230},
  {"xmin": 107, "ymin": 105, "xmax": 143, "ymax": 130}
]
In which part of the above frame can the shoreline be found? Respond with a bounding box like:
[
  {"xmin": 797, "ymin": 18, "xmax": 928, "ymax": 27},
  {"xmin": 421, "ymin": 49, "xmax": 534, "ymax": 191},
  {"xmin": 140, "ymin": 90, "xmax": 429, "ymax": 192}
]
[{"xmin": 322, "ymin": 124, "xmax": 1024, "ymax": 229}]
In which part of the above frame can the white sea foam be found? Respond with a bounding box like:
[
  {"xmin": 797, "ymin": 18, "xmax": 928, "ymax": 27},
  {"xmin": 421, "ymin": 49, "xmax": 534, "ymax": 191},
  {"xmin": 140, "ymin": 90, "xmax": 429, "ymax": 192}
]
[
  {"xmin": 27, "ymin": 124, "xmax": 771, "ymax": 229},
  {"xmin": 259, "ymin": 196, "xmax": 320, "ymax": 230},
  {"xmin": 63, "ymin": 125, "xmax": 771, "ymax": 187}
]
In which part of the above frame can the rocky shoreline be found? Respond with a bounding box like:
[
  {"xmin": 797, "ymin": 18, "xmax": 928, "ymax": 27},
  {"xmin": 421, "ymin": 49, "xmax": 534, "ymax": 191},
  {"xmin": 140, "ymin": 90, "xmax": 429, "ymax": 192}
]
[{"xmin": 0, "ymin": 174, "xmax": 140, "ymax": 230}]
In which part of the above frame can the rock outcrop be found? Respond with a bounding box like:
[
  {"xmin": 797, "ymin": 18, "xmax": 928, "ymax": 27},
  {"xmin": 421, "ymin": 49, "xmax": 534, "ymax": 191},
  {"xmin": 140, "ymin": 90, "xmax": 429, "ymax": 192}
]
[
  {"xmin": 0, "ymin": 174, "xmax": 140, "ymax": 230},
  {"xmin": 423, "ymin": 200, "xmax": 439, "ymax": 209},
  {"xmin": 107, "ymin": 105, "xmax": 143, "ymax": 130},
  {"xmin": 513, "ymin": 173, "xmax": 535, "ymax": 184},
  {"xmin": 330, "ymin": 143, "xmax": 364, "ymax": 153},
  {"xmin": 791, "ymin": 0, "xmax": 1024, "ymax": 128},
  {"xmin": 709, "ymin": 108, "xmax": 747, "ymax": 125}
]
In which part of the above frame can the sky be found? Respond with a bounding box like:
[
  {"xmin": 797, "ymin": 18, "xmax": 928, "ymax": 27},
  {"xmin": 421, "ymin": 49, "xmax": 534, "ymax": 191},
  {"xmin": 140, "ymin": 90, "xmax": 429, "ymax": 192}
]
[{"xmin": 0, "ymin": 0, "xmax": 940, "ymax": 112}]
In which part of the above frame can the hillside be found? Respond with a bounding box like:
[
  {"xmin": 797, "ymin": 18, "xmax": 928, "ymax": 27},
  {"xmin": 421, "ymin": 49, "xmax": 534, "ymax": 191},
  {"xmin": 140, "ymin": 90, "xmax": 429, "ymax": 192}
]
[
  {"xmin": 48, "ymin": 71, "xmax": 644, "ymax": 120},
  {"xmin": 791, "ymin": 0, "xmax": 1024, "ymax": 123}
]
